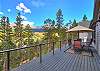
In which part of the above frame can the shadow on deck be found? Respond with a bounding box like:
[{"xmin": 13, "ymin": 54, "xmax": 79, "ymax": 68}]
[{"xmin": 13, "ymin": 46, "xmax": 100, "ymax": 71}]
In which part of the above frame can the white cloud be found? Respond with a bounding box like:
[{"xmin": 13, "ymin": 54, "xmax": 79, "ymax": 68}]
[
  {"xmin": 19, "ymin": 3, "xmax": 27, "ymax": 10},
  {"xmin": 16, "ymin": 6, "xmax": 23, "ymax": 11},
  {"xmin": 24, "ymin": 9, "xmax": 31, "ymax": 13},
  {"xmin": 0, "ymin": 17, "xmax": 1, "ymax": 21},
  {"xmin": 0, "ymin": 12, "xmax": 4, "ymax": 15},
  {"xmin": 0, "ymin": 18, "xmax": 1, "ymax": 23},
  {"xmin": 31, "ymin": 0, "xmax": 45, "ymax": 8},
  {"xmin": 7, "ymin": 9, "xmax": 11, "ymax": 12},
  {"xmin": 20, "ymin": 15, "xmax": 27, "ymax": 20},
  {"xmin": 21, "ymin": 21, "xmax": 34, "ymax": 26},
  {"xmin": 16, "ymin": 3, "xmax": 31, "ymax": 13}
]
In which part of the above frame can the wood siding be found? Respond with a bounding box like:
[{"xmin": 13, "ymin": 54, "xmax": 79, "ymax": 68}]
[{"xmin": 96, "ymin": 21, "xmax": 100, "ymax": 55}]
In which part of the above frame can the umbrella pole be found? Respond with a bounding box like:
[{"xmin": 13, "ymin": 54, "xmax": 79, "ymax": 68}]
[
  {"xmin": 78, "ymin": 31, "xmax": 79, "ymax": 39},
  {"xmin": 67, "ymin": 33, "xmax": 68, "ymax": 40},
  {"xmin": 72, "ymin": 33, "xmax": 73, "ymax": 40}
]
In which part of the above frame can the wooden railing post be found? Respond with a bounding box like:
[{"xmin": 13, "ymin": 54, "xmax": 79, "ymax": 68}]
[
  {"xmin": 65, "ymin": 40, "xmax": 67, "ymax": 48},
  {"xmin": 6, "ymin": 51, "xmax": 10, "ymax": 71},
  {"xmin": 39, "ymin": 44, "xmax": 42, "ymax": 63},
  {"xmin": 60, "ymin": 41, "xmax": 61, "ymax": 51},
  {"xmin": 53, "ymin": 42, "xmax": 55, "ymax": 55}
]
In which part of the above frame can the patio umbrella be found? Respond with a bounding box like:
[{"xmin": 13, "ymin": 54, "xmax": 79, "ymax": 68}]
[{"xmin": 67, "ymin": 25, "xmax": 94, "ymax": 39}]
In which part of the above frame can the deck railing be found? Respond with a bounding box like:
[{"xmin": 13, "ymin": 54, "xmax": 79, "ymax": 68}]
[{"xmin": 0, "ymin": 40, "xmax": 67, "ymax": 71}]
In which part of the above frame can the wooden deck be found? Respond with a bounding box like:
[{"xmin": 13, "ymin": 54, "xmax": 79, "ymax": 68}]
[{"xmin": 13, "ymin": 46, "xmax": 100, "ymax": 71}]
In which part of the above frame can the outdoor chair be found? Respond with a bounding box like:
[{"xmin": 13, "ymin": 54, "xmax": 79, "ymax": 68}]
[
  {"xmin": 73, "ymin": 39, "xmax": 82, "ymax": 53},
  {"xmin": 83, "ymin": 38, "xmax": 94, "ymax": 56}
]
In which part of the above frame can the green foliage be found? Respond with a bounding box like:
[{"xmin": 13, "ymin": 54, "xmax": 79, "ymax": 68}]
[
  {"xmin": 43, "ymin": 18, "xmax": 55, "ymax": 41},
  {"xmin": 0, "ymin": 16, "xmax": 15, "ymax": 50},
  {"xmin": 56, "ymin": 9, "xmax": 64, "ymax": 29},
  {"xmin": 43, "ymin": 9, "xmax": 67, "ymax": 42},
  {"xmin": 52, "ymin": 20, "xmax": 55, "ymax": 27},
  {"xmin": 23, "ymin": 24, "xmax": 34, "ymax": 45},
  {"xmin": 59, "ymin": 28, "xmax": 67, "ymax": 40},
  {"xmin": 83, "ymin": 14, "xmax": 87, "ymax": 21},
  {"xmin": 68, "ymin": 19, "xmax": 79, "ymax": 39},
  {"xmin": 72, "ymin": 19, "xmax": 78, "ymax": 28},
  {"xmin": 56, "ymin": 9, "xmax": 65, "ymax": 41},
  {"xmin": 14, "ymin": 12, "xmax": 24, "ymax": 47},
  {"xmin": 16, "ymin": 12, "xmax": 23, "ymax": 24}
]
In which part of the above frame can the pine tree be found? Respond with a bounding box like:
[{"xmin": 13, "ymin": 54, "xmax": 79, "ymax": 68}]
[
  {"xmin": 0, "ymin": 16, "xmax": 14, "ymax": 49},
  {"xmin": 14, "ymin": 12, "xmax": 23, "ymax": 47},
  {"xmin": 51, "ymin": 20, "xmax": 55, "ymax": 28},
  {"xmin": 56, "ymin": 9, "xmax": 64, "ymax": 29},
  {"xmin": 24, "ymin": 24, "xmax": 34, "ymax": 46},
  {"xmin": 56, "ymin": 9, "xmax": 64, "ymax": 40},
  {"xmin": 65, "ymin": 20, "xmax": 72, "ymax": 29},
  {"xmin": 0, "ymin": 16, "xmax": 16, "ymax": 70},
  {"xmin": 83, "ymin": 14, "xmax": 87, "ymax": 21},
  {"xmin": 43, "ymin": 18, "xmax": 53, "ymax": 41},
  {"xmin": 72, "ymin": 19, "xmax": 78, "ymax": 28}
]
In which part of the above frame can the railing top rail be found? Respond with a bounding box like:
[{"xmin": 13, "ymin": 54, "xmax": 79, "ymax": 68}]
[{"xmin": 0, "ymin": 42, "xmax": 50, "ymax": 53}]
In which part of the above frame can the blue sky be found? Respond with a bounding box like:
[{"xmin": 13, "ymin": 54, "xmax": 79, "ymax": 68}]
[{"xmin": 0, "ymin": 0, "xmax": 94, "ymax": 26}]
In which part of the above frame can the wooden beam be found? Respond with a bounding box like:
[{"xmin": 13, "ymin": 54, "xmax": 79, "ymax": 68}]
[{"xmin": 93, "ymin": 0, "xmax": 100, "ymax": 23}]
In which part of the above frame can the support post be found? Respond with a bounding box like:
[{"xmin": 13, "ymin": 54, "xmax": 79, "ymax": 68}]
[
  {"xmin": 6, "ymin": 51, "xmax": 10, "ymax": 71},
  {"xmin": 39, "ymin": 44, "xmax": 42, "ymax": 63},
  {"xmin": 53, "ymin": 42, "xmax": 55, "ymax": 55},
  {"xmin": 60, "ymin": 41, "xmax": 61, "ymax": 51}
]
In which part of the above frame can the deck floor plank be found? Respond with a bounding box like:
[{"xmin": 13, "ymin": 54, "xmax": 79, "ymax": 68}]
[
  {"xmin": 56, "ymin": 53, "xmax": 73, "ymax": 71},
  {"xmin": 77, "ymin": 55, "xmax": 83, "ymax": 71},
  {"xmin": 49, "ymin": 53, "xmax": 71, "ymax": 71},
  {"xmin": 79, "ymin": 55, "xmax": 85, "ymax": 71},
  {"xmin": 13, "ymin": 47, "xmax": 100, "ymax": 71},
  {"xmin": 57, "ymin": 53, "xmax": 75, "ymax": 71},
  {"xmin": 92, "ymin": 54, "xmax": 100, "ymax": 71},
  {"xmin": 68, "ymin": 54, "xmax": 80, "ymax": 71},
  {"xmin": 95, "ymin": 54, "xmax": 100, "ymax": 71},
  {"xmin": 87, "ymin": 56, "xmax": 91, "ymax": 71}
]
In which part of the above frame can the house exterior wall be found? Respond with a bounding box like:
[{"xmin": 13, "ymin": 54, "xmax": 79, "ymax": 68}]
[
  {"xmin": 92, "ymin": 0, "xmax": 100, "ymax": 55},
  {"xmin": 96, "ymin": 21, "xmax": 100, "ymax": 55},
  {"xmin": 93, "ymin": 0, "xmax": 100, "ymax": 23}
]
